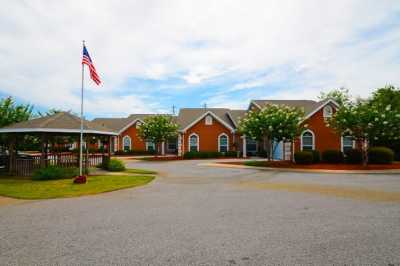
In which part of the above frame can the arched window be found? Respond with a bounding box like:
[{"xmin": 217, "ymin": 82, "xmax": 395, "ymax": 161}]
[
  {"xmin": 301, "ymin": 131, "xmax": 314, "ymax": 151},
  {"xmin": 218, "ymin": 134, "xmax": 229, "ymax": 152},
  {"xmin": 323, "ymin": 105, "xmax": 333, "ymax": 118},
  {"xmin": 189, "ymin": 134, "xmax": 199, "ymax": 152},
  {"xmin": 123, "ymin": 136, "xmax": 131, "ymax": 151},
  {"xmin": 205, "ymin": 115, "xmax": 213, "ymax": 125}
]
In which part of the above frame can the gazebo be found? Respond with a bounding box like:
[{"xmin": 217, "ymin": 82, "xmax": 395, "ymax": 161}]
[{"xmin": 0, "ymin": 112, "xmax": 117, "ymax": 176}]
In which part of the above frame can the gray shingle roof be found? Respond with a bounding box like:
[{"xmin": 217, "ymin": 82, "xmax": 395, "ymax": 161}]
[
  {"xmin": 0, "ymin": 112, "xmax": 117, "ymax": 135},
  {"xmin": 251, "ymin": 100, "xmax": 320, "ymax": 116},
  {"xmin": 93, "ymin": 114, "xmax": 175, "ymax": 133},
  {"xmin": 227, "ymin": 109, "xmax": 247, "ymax": 126},
  {"xmin": 177, "ymin": 108, "xmax": 237, "ymax": 131}
]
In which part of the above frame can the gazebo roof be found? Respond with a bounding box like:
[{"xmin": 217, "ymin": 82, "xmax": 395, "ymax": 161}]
[{"xmin": 0, "ymin": 112, "xmax": 117, "ymax": 135}]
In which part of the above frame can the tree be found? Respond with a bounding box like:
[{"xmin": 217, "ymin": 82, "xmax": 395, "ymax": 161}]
[
  {"xmin": 137, "ymin": 115, "xmax": 179, "ymax": 155},
  {"xmin": 368, "ymin": 85, "xmax": 400, "ymax": 159},
  {"xmin": 0, "ymin": 97, "xmax": 34, "ymax": 151},
  {"xmin": 328, "ymin": 96, "xmax": 400, "ymax": 165},
  {"xmin": 0, "ymin": 97, "xmax": 33, "ymax": 128},
  {"xmin": 238, "ymin": 105, "xmax": 305, "ymax": 160},
  {"xmin": 319, "ymin": 87, "xmax": 351, "ymax": 107}
]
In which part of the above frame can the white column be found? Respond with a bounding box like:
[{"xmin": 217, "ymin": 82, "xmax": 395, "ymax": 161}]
[
  {"xmin": 161, "ymin": 141, "xmax": 165, "ymax": 155},
  {"xmin": 177, "ymin": 134, "xmax": 182, "ymax": 156},
  {"xmin": 242, "ymin": 135, "xmax": 247, "ymax": 158}
]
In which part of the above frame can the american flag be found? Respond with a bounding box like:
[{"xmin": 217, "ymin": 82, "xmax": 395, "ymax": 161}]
[{"xmin": 82, "ymin": 45, "xmax": 101, "ymax": 85}]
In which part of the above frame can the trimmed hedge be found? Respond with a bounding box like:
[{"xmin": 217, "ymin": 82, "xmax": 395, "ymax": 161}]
[
  {"xmin": 294, "ymin": 151, "xmax": 313, "ymax": 164},
  {"xmin": 322, "ymin": 150, "xmax": 344, "ymax": 163},
  {"xmin": 183, "ymin": 151, "xmax": 239, "ymax": 159},
  {"xmin": 114, "ymin": 150, "xmax": 156, "ymax": 156},
  {"xmin": 105, "ymin": 158, "xmax": 126, "ymax": 171},
  {"xmin": 344, "ymin": 149, "xmax": 363, "ymax": 164},
  {"xmin": 32, "ymin": 166, "xmax": 79, "ymax": 181},
  {"xmin": 368, "ymin": 147, "xmax": 394, "ymax": 164},
  {"xmin": 310, "ymin": 150, "xmax": 321, "ymax": 163}
]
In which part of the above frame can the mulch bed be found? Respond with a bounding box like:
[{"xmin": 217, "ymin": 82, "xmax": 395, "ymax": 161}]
[{"xmin": 222, "ymin": 161, "xmax": 400, "ymax": 170}]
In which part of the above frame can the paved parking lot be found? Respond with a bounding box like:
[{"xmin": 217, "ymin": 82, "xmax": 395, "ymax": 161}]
[{"xmin": 1, "ymin": 159, "xmax": 400, "ymax": 265}]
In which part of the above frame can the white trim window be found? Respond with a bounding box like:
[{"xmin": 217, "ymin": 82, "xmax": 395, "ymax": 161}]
[
  {"xmin": 301, "ymin": 130, "xmax": 315, "ymax": 151},
  {"xmin": 218, "ymin": 133, "xmax": 229, "ymax": 152},
  {"xmin": 189, "ymin": 133, "xmax": 199, "ymax": 152},
  {"xmin": 323, "ymin": 105, "xmax": 333, "ymax": 119},
  {"xmin": 205, "ymin": 115, "xmax": 213, "ymax": 125},
  {"xmin": 146, "ymin": 141, "xmax": 155, "ymax": 152},
  {"xmin": 341, "ymin": 136, "xmax": 354, "ymax": 154},
  {"xmin": 123, "ymin": 136, "xmax": 131, "ymax": 151}
]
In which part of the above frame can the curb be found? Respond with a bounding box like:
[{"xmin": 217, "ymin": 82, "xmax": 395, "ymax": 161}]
[{"xmin": 199, "ymin": 162, "xmax": 400, "ymax": 174}]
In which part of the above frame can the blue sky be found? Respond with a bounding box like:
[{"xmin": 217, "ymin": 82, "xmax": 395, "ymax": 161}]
[{"xmin": 0, "ymin": 1, "xmax": 399, "ymax": 119}]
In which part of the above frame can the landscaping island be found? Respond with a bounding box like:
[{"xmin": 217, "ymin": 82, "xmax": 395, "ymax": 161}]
[{"xmin": 222, "ymin": 160, "xmax": 400, "ymax": 171}]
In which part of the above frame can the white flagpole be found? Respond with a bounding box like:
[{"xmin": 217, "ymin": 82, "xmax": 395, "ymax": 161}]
[{"xmin": 79, "ymin": 40, "xmax": 85, "ymax": 177}]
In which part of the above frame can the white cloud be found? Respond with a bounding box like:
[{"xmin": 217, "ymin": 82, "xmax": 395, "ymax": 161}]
[{"xmin": 0, "ymin": 0, "xmax": 399, "ymax": 116}]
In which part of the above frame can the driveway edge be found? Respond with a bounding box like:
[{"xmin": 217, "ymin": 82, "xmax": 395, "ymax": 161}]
[{"xmin": 200, "ymin": 162, "xmax": 400, "ymax": 174}]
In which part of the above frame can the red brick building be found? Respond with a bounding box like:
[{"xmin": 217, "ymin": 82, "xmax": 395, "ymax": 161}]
[{"xmin": 91, "ymin": 99, "xmax": 349, "ymax": 159}]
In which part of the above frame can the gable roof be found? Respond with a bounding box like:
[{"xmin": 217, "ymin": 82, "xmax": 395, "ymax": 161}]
[
  {"xmin": 227, "ymin": 109, "xmax": 247, "ymax": 127},
  {"xmin": 177, "ymin": 108, "xmax": 236, "ymax": 132},
  {"xmin": 250, "ymin": 100, "xmax": 320, "ymax": 116},
  {"xmin": 0, "ymin": 112, "xmax": 116, "ymax": 135},
  {"xmin": 93, "ymin": 114, "xmax": 156, "ymax": 133}
]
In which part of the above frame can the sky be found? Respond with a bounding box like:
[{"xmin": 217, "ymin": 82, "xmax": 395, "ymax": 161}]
[{"xmin": 0, "ymin": 1, "xmax": 399, "ymax": 119}]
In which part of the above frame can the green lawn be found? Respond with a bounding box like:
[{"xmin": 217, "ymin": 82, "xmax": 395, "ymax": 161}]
[
  {"xmin": 0, "ymin": 174, "xmax": 155, "ymax": 200},
  {"xmin": 125, "ymin": 168, "xmax": 157, "ymax": 175}
]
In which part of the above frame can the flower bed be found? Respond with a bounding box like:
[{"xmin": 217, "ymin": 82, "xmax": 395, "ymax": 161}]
[{"xmin": 223, "ymin": 160, "xmax": 400, "ymax": 170}]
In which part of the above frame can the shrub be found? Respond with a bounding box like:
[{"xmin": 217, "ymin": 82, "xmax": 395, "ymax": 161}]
[
  {"xmin": 256, "ymin": 150, "xmax": 268, "ymax": 158},
  {"xmin": 182, "ymin": 151, "xmax": 241, "ymax": 159},
  {"xmin": 32, "ymin": 166, "xmax": 79, "ymax": 181},
  {"xmin": 224, "ymin": 151, "xmax": 239, "ymax": 157},
  {"xmin": 344, "ymin": 149, "xmax": 363, "ymax": 164},
  {"xmin": 322, "ymin": 150, "xmax": 344, "ymax": 163},
  {"xmin": 310, "ymin": 150, "xmax": 321, "ymax": 163},
  {"xmin": 114, "ymin": 150, "xmax": 156, "ymax": 156},
  {"xmin": 105, "ymin": 158, "xmax": 126, "ymax": 171},
  {"xmin": 294, "ymin": 151, "xmax": 313, "ymax": 164},
  {"xmin": 368, "ymin": 147, "xmax": 394, "ymax": 164}
]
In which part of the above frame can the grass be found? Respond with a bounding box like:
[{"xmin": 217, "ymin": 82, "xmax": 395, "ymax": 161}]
[
  {"xmin": 0, "ymin": 174, "xmax": 155, "ymax": 200},
  {"xmin": 125, "ymin": 168, "xmax": 157, "ymax": 175}
]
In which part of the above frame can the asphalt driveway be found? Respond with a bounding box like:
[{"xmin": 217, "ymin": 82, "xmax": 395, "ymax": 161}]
[{"xmin": 1, "ymin": 159, "xmax": 400, "ymax": 265}]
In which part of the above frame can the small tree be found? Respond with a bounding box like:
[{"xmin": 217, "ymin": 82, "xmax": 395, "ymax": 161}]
[
  {"xmin": 319, "ymin": 87, "xmax": 351, "ymax": 107},
  {"xmin": 328, "ymin": 96, "xmax": 400, "ymax": 165},
  {"xmin": 137, "ymin": 115, "xmax": 179, "ymax": 155},
  {"xmin": 0, "ymin": 97, "xmax": 34, "ymax": 151},
  {"xmin": 239, "ymin": 105, "xmax": 305, "ymax": 160}
]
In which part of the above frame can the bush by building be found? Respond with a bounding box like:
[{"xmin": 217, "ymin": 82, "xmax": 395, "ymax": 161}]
[
  {"xmin": 344, "ymin": 149, "xmax": 363, "ymax": 164},
  {"xmin": 294, "ymin": 151, "xmax": 313, "ymax": 164},
  {"xmin": 322, "ymin": 150, "xmax": 344, "ymax": 163},
  {"xmin": 368, "ymin": 147, "xmax": 394, "ymax": 164}
]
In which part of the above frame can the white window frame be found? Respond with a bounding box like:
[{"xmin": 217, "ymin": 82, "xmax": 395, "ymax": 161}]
[
  {"xmin": 323, "ymin": 105, "xmax": 333, "ymax": 118},
  {"xmin": 300, "ymin": 130, "xmax": 315, "ymax": 151},
  {"xmin": 218, "ymin": 133, "xmax": 229, "ymax": 152},
  {"xmin": 341, "ymin": 135, "xmax": 355, "ymax": 153},
  {"xmin": 122, "ymin": 136, "xmax": 132, "ymax": 151},
  {"xmin": 188, "ymin": 133, "xmax": 199, "ymax": 152},
  {"xmin": 205, "ymin": 115, "xmax": 213, "ymax": 125}
]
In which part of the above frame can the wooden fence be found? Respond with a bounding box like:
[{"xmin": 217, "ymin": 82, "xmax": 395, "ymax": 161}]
[{"xmin": 6, "ymin": 153, "xmax": 107, "ymax": 176}]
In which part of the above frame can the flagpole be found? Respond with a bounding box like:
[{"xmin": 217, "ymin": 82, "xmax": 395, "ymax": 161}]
[{"xmin": 79, "ymin": 40, "xmax": 85, "ymax": 177}]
